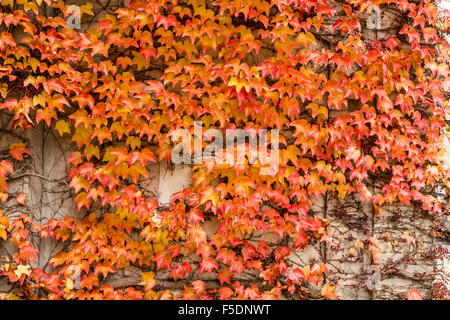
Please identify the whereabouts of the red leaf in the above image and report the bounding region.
[192,280,206,295]
[407,289,423,300]
[0,160,14,177]
[153,252,172,270]
[257,240,271,258]
[274,246,290,261]
[199,257,218,274]
[19,245,39,263]
[188,209,204,224]
[0,99,17,111]
[169,262,192,281]
[218,286,234,300]
[288,268,305,283]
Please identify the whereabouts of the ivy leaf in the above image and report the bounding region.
[16,194,27,205]
[14,265,31,279]
[321,283,338,300]
[217,267,233,285]
[55,120,71,136]
[9,143,31,161]
[407,289,423,300]
[153,252,172,270]
[288,268,305,283]
[188,209,204,224]
[0,160,14,177]
[199,257,218,274]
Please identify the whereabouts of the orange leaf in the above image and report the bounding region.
[16,194,27,205]
[321,283,338,299]
[407,289,423,300]
[9,143,31,161]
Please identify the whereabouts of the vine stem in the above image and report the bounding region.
[10,173,68,185]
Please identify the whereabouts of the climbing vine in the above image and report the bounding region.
[0,0,449,300]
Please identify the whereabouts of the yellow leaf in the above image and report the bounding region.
[0,292,21,300]
[306,103,328,119]
[139,271,156,290]
[128,163,148,183]
[23,1,39,14]
[33,94,47,107]
[84,144,100,161]
[126,136,142,150]
[321,283,337,299]
[284,145,302,166]
[228,77,244,93]
[0,83,7,99]
[373,205,383,215]
[1,0,14,7]
[355,240,364,249]
[66,278,74,290]
[153,241,165,253]
[114,162,128,177]
[111,122,127,140]
[336,183,348,199]
[0,225,7,240]
[55,120,71,136]
[133,52,149,71]
[27,57,40,72]
[202,187,220,206]
[14,265,31,278]
[7,293,22,300]
[80,3,94,16]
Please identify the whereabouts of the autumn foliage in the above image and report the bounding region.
[0,0,449,300]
